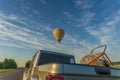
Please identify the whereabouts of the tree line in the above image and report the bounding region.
[0,58,17,69]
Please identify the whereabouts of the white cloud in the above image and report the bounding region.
[73,0,95,27]
[0,12,53,49]
[76,12,95,27]
[19,3,41,18]
[63,33,96,53]
[79,40,96,50]
[64,11,73,20]
[100,36,112,44]
[63,11,95,28]
[64,0,95,27]
[75,0,93,9]
[0,41,26,49]
[86,10,120,44]
[72,0,120,61]
[85,10,120,61]
[43,25,53,31]
[86,26,115,45]
[39,0,47,4]
[0,12,88,60]
[32,10,40,15]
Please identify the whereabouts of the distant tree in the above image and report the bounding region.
[25,60,31,68]
[0,62,3,69]
[2,58,9,69]
[9,59,17,69]
[2,58,17,69]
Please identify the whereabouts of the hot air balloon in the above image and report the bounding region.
[53,28,65,42]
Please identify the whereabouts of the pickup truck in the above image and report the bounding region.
[23,46,120,80]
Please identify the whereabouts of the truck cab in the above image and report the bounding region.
[23,50,75,80]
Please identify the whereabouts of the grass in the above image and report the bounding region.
[0,69,14,73]
[113,64,120,69]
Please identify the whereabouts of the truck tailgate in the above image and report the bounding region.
[63,64,120,80]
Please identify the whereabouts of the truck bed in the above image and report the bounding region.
[37,63,120,80]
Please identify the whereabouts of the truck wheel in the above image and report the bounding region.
[23,71,29,80]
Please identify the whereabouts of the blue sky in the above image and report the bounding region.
[0,0,120,67]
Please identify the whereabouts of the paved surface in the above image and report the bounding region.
[0,69,24,80]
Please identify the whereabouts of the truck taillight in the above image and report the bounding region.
[47,75,63,80]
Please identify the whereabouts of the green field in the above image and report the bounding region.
[0,69,14,73]
[113,64,120,69]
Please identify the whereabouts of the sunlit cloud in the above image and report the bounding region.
[0,11,88,59]
[63,12,96,53]
[85,10,120,59]
[69,0,120,61]
[0,12,51,49]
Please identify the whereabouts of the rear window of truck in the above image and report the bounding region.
[37,53,74,65]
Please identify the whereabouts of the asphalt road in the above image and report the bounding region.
[0,69,24,80]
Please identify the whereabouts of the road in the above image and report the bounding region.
[0,69,24,80]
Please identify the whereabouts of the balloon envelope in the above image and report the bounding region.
[53,28,65,42]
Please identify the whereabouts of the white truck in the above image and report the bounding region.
[23,45,120,80]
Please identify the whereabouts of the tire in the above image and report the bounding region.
[23,71,29,80]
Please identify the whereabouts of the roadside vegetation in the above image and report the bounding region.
[0,58,17,73]
[0,69,14,73]
[113,64,120,69]
[112,62,120,69]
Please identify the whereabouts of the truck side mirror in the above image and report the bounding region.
[25,62,30,68]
